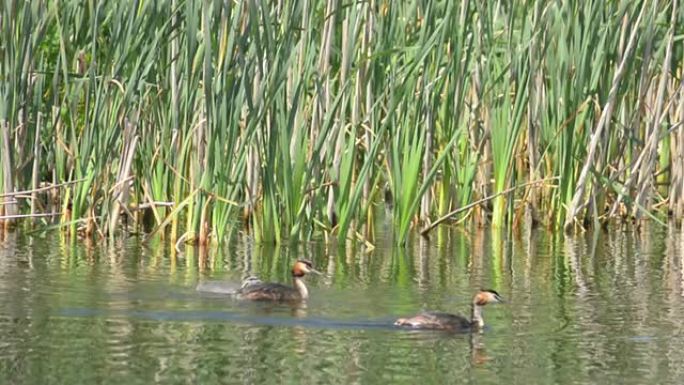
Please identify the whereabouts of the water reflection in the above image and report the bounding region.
[1,225,684,384]
[469,332,491,366]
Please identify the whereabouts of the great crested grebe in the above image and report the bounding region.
[236,259,321,301]
[394,289,503,331]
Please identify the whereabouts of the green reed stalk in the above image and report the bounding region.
[1,0,681,245]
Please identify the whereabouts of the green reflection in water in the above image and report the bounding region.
[1,224,684,385]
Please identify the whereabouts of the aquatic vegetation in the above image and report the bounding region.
[0,0,682,245]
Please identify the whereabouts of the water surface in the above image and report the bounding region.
[1,225,684,384]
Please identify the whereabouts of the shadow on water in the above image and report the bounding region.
[57,305,402,332]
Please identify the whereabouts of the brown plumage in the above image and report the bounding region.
[394,290,503,331]
[237,260,321,302]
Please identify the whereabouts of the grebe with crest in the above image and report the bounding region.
[236,259,321,302]
[394,289,503,331]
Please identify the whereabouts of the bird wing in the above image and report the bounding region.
[238,282,297,301]
[422,311,472,329]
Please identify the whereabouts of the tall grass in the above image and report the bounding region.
[0,0,682,245]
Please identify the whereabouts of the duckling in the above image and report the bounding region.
[196,275,262,294]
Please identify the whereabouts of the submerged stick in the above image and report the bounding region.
[420,177,558,236]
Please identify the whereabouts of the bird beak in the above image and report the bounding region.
[309,268,323,275]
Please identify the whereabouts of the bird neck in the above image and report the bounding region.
[292,276,309,299]
[471,304,484,328]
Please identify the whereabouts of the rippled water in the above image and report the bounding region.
[1,224,684,384]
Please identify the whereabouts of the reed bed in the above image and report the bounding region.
[0,0,683,245]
